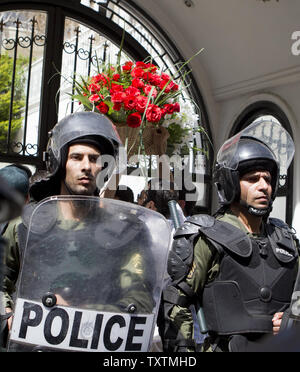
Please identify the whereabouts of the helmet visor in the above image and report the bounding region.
[216,119,295,175]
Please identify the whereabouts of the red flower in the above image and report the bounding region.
[135,61,147,69]
[161,72,171,81]
[127,112,142,128]
[122,65,131,72]
[122,61,134,72]
[131,78,144,89]
[146,104,163,123]
[124,95,136,111]
[173,102,180,112]
[163,103,180,114]
[148,73,162,86]
[159,80,172,93]
[146,63,158,73]
[92,73,110,85]
[143,71,153,81]
[135,95,148,113]
[88,83,101,94]
[113,102,122,111]
[125,86,140,97]
[172,83,179,91]
[144,85,157,98]
[125,61,134,68]
[110,84,124,94]
[163,103,176,114]
[111,91,126,103]
[131,67,145,79]
[89,94,101,103]
[112,73,120,81]
[96,102,109,114]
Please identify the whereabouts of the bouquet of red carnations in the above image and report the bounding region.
[74,60,181,129]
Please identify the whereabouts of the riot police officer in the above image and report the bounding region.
[159,119,299,352]
[3,112,171,352]
[2,111,122,332]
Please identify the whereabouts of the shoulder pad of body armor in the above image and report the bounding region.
[268,217,290,230]
[168,217,205,282]
[203,219,252,258]
[181,214,252,258]
[173,214,215,238]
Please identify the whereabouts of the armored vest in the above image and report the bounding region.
[169,214,299,335]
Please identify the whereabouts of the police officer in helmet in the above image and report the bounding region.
[159,119,299,352]
[2,111,122,334]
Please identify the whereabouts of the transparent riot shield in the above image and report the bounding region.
[7,196,172,352]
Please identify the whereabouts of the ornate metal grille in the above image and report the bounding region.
[0,11,46,159]
[0,0,212,209]
[58,17,132,119]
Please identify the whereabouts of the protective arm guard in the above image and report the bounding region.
[158,283,197,352]
[158,227,199,352]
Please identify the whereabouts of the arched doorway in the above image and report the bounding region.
[0,0,212,210]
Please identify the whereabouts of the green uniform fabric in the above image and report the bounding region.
[166,210,298,352]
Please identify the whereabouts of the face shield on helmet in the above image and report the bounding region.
[214,119,294,216]
[30,112,125,201]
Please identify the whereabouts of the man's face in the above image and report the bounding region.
[240,170,272,210]
[63,143,102,196]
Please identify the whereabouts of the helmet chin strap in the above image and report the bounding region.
[239,200,272,217]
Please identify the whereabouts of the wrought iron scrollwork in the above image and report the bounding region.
[0,15,46,158]
[10,142,38,156]
[63,41,77,55]
[2,37,16,50]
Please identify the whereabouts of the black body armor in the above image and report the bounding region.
[168,215,299,336]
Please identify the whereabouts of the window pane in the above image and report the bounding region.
[58,17,131,120]
[0,10,47,156]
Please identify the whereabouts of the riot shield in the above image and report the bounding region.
[7,196,172,352]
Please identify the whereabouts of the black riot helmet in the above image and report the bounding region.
[30,112,123,201]
[214,119,294,216]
